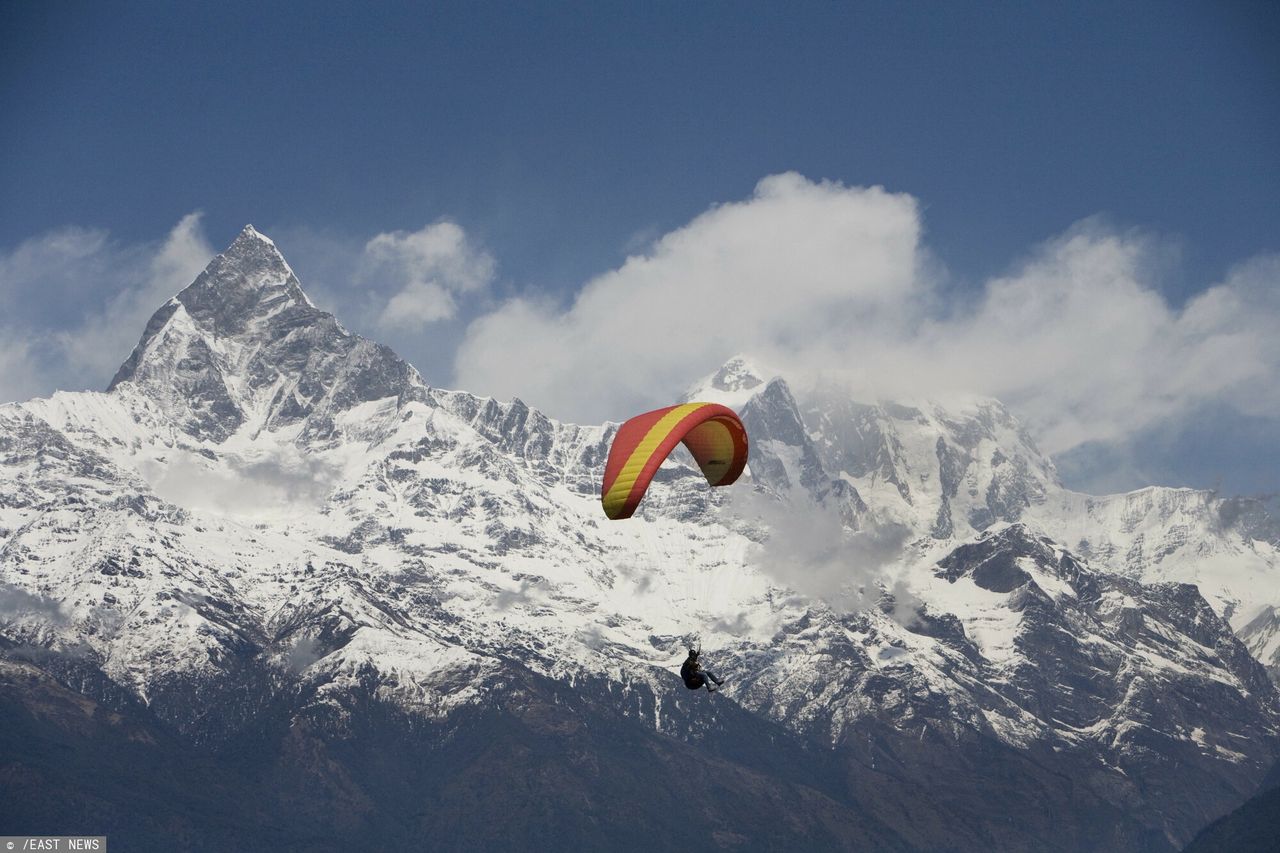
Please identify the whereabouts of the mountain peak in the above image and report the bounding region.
[236,223,275,246]
[709,354,767,392]
[110,227,320,391]
[182,225,312,330]
[107,226,420,441]
[683,355,774,408]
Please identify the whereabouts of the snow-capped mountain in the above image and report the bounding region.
[2,227,1277,851]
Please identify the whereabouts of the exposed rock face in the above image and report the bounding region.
[110,225,419,442]
[2,227,1278,851]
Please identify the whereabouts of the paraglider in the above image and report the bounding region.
[600,402,747,695]
[680,648,724,692]
[600,402,748,520]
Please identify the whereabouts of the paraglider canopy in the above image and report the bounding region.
[601,402,748,520]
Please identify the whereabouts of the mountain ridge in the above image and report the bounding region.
[2,226,1278,851]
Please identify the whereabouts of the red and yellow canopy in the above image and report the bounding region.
[601,402,749,520]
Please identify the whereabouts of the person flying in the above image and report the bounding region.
[680,648,725,693]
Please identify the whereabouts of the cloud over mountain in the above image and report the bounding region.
[453,174,1280,462]
[0,213,212,402]
[2,178,1276,493]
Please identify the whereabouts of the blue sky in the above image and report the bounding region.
[2,1,1278,498]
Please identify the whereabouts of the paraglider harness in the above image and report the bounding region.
[680,645,710,690]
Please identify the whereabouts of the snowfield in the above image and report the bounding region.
[2,226,1277,849]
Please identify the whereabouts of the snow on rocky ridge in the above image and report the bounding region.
[2,226,1278,847]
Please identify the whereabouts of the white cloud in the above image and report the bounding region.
[0,581,68,624]
[57,213,212,384]
[361,221,496,331]
[729,489,913,616]
[453,174,1280,464]
[379,280,457,327]
[903,229,1280,453]
[455,173,923,421]
[138,448,343,521]
[0,213,213,402]
[0,336,42,405]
